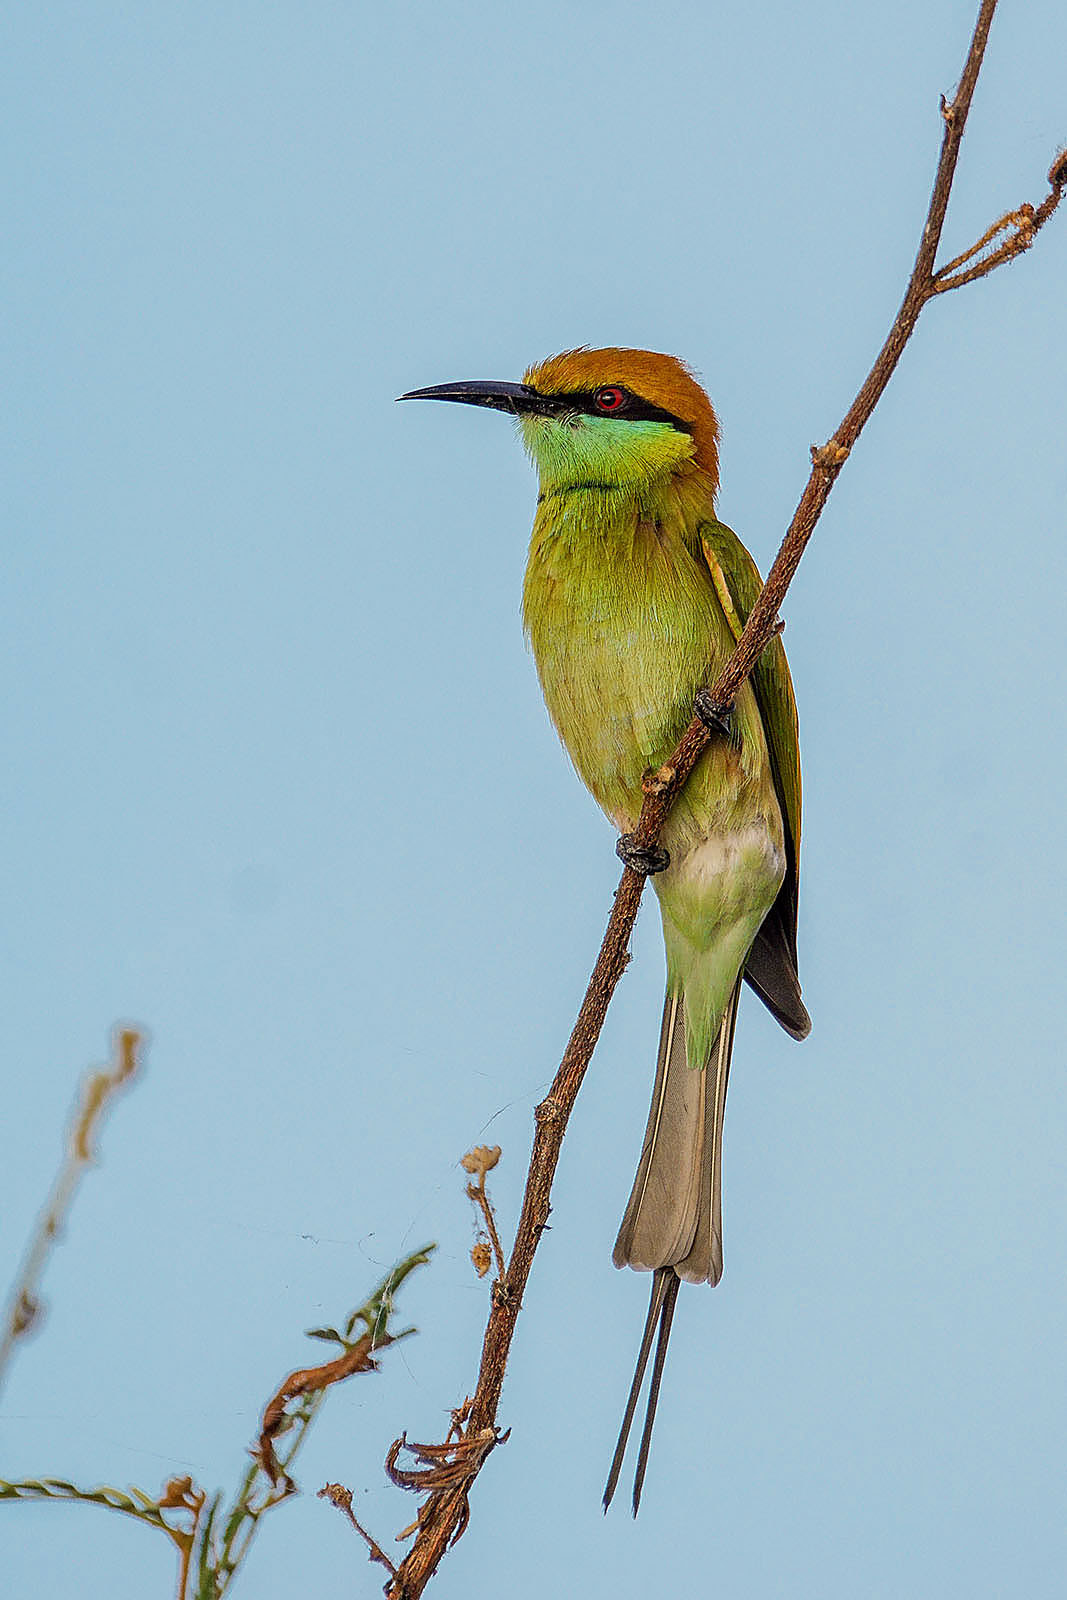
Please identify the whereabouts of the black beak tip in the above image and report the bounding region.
[395,379,539,414]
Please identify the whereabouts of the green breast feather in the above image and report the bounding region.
[522,482,793,837]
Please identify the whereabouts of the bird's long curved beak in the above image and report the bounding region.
[397,380,558,416]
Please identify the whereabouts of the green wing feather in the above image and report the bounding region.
[699,520,809,1038]
[699,521,801,861]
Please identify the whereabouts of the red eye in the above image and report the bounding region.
[594,386,626,413]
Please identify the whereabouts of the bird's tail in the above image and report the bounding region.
[604,978,740,1513]
[614,977,740,1285]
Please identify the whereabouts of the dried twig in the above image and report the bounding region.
[203,1246,434,1596]
[319,1482,398,1580]
[2,1236,433,1599]
[0,1027,142,1392]
[383,5,1064,1595]
[461,1146,506,1281]
[385,1404,508,1557]
[258,1331,402,1490]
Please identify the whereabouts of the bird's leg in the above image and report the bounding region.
[616,835,670,875]
[693,687,733,739]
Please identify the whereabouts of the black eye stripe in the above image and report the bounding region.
[528,386,690,432]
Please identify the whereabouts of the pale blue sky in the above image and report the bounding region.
[3,3,1066,1596]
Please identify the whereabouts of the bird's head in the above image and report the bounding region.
[400,347,720,495]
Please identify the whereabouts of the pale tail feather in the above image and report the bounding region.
[605,980,741,1513]
[613,979,741,1284]
[676,980,740,1284]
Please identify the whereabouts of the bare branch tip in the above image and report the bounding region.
[318,1481,353,1512]
[319,1483,399,1579]
[1050,150,1067,193]
[116,1026,142,1076]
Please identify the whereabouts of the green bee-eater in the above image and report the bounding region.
[401,348,810,1512]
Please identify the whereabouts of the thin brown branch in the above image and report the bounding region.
[319,1482,398,1580]
[385,5,1062,1592]
[0,1027,142,1392]
[934,205,1034,282]
[931,148,1066,293]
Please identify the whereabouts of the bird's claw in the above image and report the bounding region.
[616,834,671,876]
[694,689,733,738]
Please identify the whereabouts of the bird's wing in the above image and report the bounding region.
[699,521,810,1039]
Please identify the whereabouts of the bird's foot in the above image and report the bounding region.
[616,834,670,875]
[693,689,733,738]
